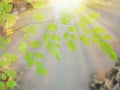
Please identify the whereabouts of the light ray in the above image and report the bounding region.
[49,0,86,11]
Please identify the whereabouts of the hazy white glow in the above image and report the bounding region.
[50,0,85,11]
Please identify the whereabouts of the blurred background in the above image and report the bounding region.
[6,0,120,90]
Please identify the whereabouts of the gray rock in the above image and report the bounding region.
[115,57,120,67]
[105,67,119,80]
[89,56,120,90]
[89,75,104,90]
[116,72,120,83]
[113,83,120,90]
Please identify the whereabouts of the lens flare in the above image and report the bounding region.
[49,0,85,11]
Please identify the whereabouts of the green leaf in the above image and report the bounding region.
[46,41,53,50]
[5,37,11,45]
[78,21,86,29]
[6,69,16,78]
[26,58,35,67]
[100,42,108,54]
[19,42,27,53]
[93,35,99,44]
[80,35,91,46]
[56,51,62,61]
[6,59,11,65]
[10,54,18,61]
[34,52,44,59]
[52,34,61,41]
[36,61,47,75]
[100,42,117,61]
[23,33,29,40]
[24,51,33,60]
[5,58,12,64]
[0,60,6,67]
[54,43,61,48]
[3,0,13,3]
[24,52,34,67]
[0,44,7,50]
[2,52,9,58]
[0,81,5,90]
[64,32,69,40]
[101,34,112,40]
[70,34,78,40]
[34,12,45,22]
[6,80,17,88]
[29,25,37,34]
[99,42,115,60]
[60,17,70,24]
[84,29,90,34]
[50,48,56,55]
[81,16,92,24]
[33,1,45,8]
[43,33,50,42]
[89,11,100,20]
[30,40,41,48]
[105,43,113,50]
[67,40,76,51]
[68,26,77,32]
[0,2,12,12]
[0,36,4,42]
[5,3,12,12]
[1,73,7,80]
[5,14,16,28]
[47,23,58,31]
[91,26,106,34]
[109,50,117,61]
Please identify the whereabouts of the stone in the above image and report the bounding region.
[105,67,119,80]
[116,72,120,83]
[89,57,120,90]
[89,75,104,90]
[113,83,120,90]
[115,57,120,67]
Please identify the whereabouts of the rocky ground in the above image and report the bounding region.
[89,57,120,90]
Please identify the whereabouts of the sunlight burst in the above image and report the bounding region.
[50,0,85,11]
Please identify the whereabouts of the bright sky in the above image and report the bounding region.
[49,0,85,11]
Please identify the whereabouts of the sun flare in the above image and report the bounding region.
[49,0,86,11]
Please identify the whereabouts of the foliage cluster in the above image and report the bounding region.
[0,0,117,89]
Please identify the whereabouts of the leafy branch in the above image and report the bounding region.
[0,1,118,90]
